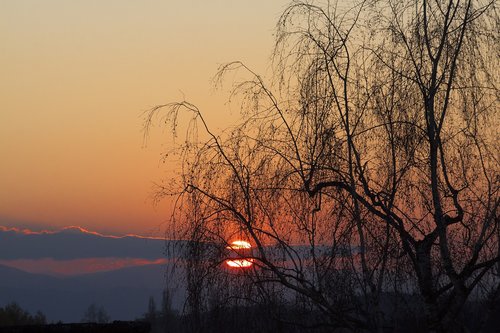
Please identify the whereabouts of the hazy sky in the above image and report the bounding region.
[1,0,290,236]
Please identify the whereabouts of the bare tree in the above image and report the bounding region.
[81,303,110,324]
[146,1,499,332]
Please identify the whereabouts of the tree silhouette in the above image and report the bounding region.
[145,296,157,323]
[0,302,46,327]
[146,1,499,332]
[81,303,110,324]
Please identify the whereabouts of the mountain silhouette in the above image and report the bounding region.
[0,263,184,323]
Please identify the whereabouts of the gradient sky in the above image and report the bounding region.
[1,0,290,236]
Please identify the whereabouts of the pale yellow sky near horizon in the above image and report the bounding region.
[0,0,290,236]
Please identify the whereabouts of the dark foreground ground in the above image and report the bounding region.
[1,301,500,333]
[0,321,150,333]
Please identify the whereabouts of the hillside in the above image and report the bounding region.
[0,263,184,323]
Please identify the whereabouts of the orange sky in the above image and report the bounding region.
[0,0,290,236]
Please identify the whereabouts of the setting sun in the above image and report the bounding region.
[225,240,254,268]
[227,240,251,249]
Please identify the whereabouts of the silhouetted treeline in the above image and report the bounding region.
[81,303,110,324]
[0,302,46,327]
[144,295,500,333]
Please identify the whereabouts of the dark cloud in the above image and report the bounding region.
[0,226,172,260]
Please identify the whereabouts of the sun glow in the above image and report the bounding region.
[225,240,254,268]
[225,258,254,268]
[227,240,251,249]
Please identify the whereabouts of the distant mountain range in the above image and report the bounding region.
[0,263,185,323]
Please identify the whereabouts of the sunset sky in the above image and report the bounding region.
[0,0,289,236]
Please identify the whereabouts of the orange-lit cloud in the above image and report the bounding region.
[0,225,165,240]
[0,225,170,275]
[0,257,169,276]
